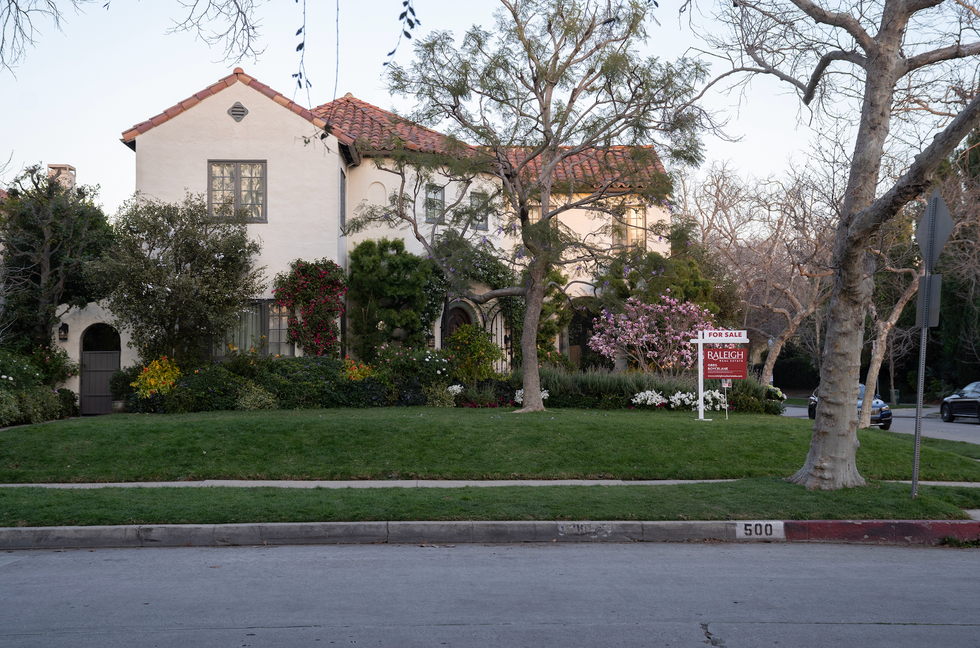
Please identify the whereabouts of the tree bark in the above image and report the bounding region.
[514,258,549,413]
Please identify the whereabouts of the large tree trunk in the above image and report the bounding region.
[789,12,904,489]
[789,251,871,489]
[514,258,549,413]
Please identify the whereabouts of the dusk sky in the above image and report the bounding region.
[1,0,815,214]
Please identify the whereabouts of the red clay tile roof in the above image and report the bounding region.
[0,188,7,201]
[119,70,665,188]
[504,146,666,190]
[313,94,463,155]
[120,68,351,150]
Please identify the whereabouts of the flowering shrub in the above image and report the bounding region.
[447,384,465,396]
[344,357,373,381]
[766,386,785,401]
[630,389,727,411]
[272,258,347,356]
[668,390,697,409]
[514,389,549,404]
[631,390,667,407]
[28,345,79,386]
[372,345,450,387]
[0,349,42,391]
[131,357,181,398]
[589,292,715,376]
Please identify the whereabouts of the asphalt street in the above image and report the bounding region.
[783,404,980,445]
[2,542,978,648]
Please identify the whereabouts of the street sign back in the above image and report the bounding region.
[916,188,954,273]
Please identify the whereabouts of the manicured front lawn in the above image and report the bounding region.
[1,479,977,527]
[2,408,979,483]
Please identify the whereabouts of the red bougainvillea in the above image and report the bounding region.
[272,258,347,356]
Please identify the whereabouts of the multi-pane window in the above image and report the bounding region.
[470,192,489,230]
[625,207,646,251]
[425,185,444,223]
[209,161,267,222]
[216,300,294,358]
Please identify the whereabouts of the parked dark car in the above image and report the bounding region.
[940,382,980,423]
[808,384,892,430]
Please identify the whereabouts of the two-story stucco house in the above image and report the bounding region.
[55,68,670,414]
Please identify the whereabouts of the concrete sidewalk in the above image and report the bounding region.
[2,478,979,550]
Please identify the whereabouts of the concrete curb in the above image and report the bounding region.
[2,519,977,550]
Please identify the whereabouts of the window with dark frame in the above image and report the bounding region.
[471,192,489,231]
[425,185,444,223]
[340,168,347,229]
[209,160,267,222]
[214,300,294,358]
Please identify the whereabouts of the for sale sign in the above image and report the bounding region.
[704,348,747,379]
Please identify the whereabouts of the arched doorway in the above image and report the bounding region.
[444,305,472,339]
[80,323,121,415]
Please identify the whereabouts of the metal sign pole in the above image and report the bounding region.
[912,190,949,499]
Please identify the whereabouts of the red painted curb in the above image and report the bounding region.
[785,520,980,545]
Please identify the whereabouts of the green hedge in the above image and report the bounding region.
[108,351,784,416]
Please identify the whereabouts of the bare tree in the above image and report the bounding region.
[699,0,980,489]
[682,163,834,385]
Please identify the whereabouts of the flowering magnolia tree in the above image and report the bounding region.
[272,258,347,356]
[589,293,715,376]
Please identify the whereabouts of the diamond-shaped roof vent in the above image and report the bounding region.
[228,102,249,122]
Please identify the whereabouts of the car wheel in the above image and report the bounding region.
[879,421,891,431]
[941,403,954,422]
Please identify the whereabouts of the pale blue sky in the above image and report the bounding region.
[0,0,814,214]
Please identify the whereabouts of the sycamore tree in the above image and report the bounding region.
[99,194,264,367]
[700,0,980,489]
[352,0,709,412]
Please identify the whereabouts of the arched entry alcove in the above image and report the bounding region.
[443,304,473,340]
[79,323,121,415]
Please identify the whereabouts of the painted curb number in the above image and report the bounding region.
[735,521,786,541]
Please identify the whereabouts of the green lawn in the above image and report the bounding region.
[2,480,978,527]
[2,408,979,483]
[2,408,978,527]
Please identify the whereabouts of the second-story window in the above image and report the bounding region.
[626,207,646,251]
[470,192,489,230]
[425,185,444,223]
[209,160,267,222]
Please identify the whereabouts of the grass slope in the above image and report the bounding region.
[2,408,979,483]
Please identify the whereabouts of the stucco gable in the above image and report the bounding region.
[120,68,352,151]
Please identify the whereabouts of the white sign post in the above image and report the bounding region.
[690,330,749,421]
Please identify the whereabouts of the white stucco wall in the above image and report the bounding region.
[54,302,138,393]
[132,82,344,297]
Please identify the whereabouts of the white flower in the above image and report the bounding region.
[631,390,666,407]
[447,384,464,396]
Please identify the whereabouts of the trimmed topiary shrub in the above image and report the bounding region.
[0,390,22,427]
[56,388,78,418]
[165,364,247,414]
[236,381,279,411]
[15,386,63,424]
